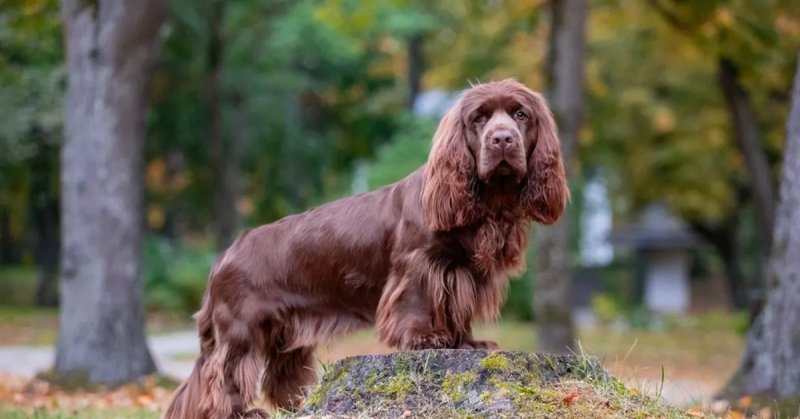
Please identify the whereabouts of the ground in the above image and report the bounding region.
[0,307,759,418]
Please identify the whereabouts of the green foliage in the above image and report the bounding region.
[585,0,798,225]
[0,0,62,262]
[365,113,436,189]
[502,271,533,321]
[142,236,216,314]
[148,0,409,228]
[590,293,624,327]
[586,2,736,222]
[662,310,750,336]
[0,0,63,156]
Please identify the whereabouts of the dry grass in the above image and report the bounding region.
[0,306,59,346]
[0,407,158,419]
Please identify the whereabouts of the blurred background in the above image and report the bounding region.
[1,0,799,416]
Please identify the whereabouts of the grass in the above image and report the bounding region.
[0,305,59,346]
[0,305,194,346]
[474,320,744,380]
[0,266,38,306]
[0,407,158,419]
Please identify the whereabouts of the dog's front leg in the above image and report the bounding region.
[376,273,455,350]
[457,322,499,350]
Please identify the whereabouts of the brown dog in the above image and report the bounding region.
[163,79,568,419]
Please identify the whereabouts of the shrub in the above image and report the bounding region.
[143,235,216,314]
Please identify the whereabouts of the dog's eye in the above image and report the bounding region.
[473,114,487,125]
[514,110,528,121]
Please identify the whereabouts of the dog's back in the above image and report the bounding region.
[163,169,426,419]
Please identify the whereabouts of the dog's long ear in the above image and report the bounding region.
[520,92,569,225]
[422,102,480,231]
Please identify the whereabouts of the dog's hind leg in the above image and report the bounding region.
[262,345,316,412]
[196,321,268,419]
[164,295,217,419]
[191,263,269,419]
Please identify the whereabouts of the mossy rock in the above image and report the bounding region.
[302,350,687,418]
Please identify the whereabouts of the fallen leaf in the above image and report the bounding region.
[725,411,744,419]
[562,389,579,405]
[399,411,412,418]
[736,395,753,409]
[136,394,154,406]
[686,406,705,417]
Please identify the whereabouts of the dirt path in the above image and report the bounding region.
[0,331,199,380]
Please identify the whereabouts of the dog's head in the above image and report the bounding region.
[422,79,569,231]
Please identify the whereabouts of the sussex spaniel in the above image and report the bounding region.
[164,79,568,419]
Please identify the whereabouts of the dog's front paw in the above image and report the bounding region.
[234,408,269,419]
[460,339,499,350]
[406,332,452,350]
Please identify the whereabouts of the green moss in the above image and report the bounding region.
[364,370,380,389]
[441,371,477,402]
[607,376,632,397]
[516,398,559,415]
[479,390,493,404]
[306,362,349,408]
[371,372,414,398]
[480,352,542,391]
[494,380,573,417]
[393,352,412,372]
[480,352,510,372]
[306,380,330,407]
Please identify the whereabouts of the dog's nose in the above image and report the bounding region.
[490,129,515,149]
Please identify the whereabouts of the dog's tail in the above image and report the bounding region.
[163,299,216,419]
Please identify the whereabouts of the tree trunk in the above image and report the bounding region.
[56,0,165,384]
[725,52,800,400]
[533,0,586,354]
[690,216,748,311]
[161,149,185,243]
[406,34,424,110]
[207,0,238,250]
[718,57,775,250]
[218,93,247,238]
